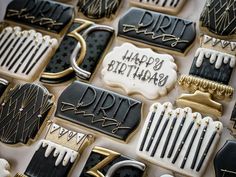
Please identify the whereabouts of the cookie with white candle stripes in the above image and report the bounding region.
[77,0,122,20]
[40,18,114,84]
[200,0,236,39]
[214,140,236,177]
[101,43,177,99]
[0,83,54,145]
[55,81,142,142]
[15,122,94,177]
[137,102,223,177]
[130,0,187,15]
[79,146,146,177]
[178,35,236,118]
[118,8,196,56]
[0,159,11,177]
[5,0,74,36]
[0,26,58,82]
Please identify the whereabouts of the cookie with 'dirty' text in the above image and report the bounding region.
[5,0,74,35]
[0,159,10,177]
[118,8,196,55]
[0,26,58,82]
[130,0,186,15]
[0,83,54,145]
[15,123,94,177]
[200,0,236,38]
[40,19,114,84]
[77,0,122,20]
[102,43,177,99]
[80,146,146,177]
[55,81,142,142]
[137,102,223,177]
[214,141,236,177]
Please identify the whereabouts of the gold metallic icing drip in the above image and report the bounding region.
[178,75,234,100]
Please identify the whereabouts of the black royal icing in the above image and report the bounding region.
[118,8,196,54]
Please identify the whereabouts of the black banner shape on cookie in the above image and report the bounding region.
[214,141,236,177]
[5,0,74,34]
[0,78,9,98]
[0,83,53,145]
[55,81,142,142]
[40,19,114,84]
[200,0,236,37]
[77,0,121,20]
[118,8,196,55]
[79,146,146,177]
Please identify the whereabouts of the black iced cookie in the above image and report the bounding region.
[5,0,74,34]
[80,146,146,177]
[77,0,121,20]
[118,8,196,55]
[200,0,236,37]
[189,35,236,85]
[231,103,236,129]
[40,19,114,84]
[0,78,9,98]
[55,81,142,142]
[0,83,53,145]
[214,141,236,177]
[15,123,94,177]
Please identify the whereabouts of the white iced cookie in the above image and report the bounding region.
[101,43,177,99]
[0,159,10,177]
[137,102,223,177]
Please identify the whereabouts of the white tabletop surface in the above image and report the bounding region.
[0,0,236,177]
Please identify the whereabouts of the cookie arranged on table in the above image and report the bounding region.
[130,0,186,15]
[178,35,236,117]
[200,0,236,38]
[15,123,94,177]
[0,159,10,177]
[0,78,9,98]
[214,140,236,177]
[0,83,54,145]
[80,146,146,177]
[137,102,223,177]
[189,35,236,85]
[0,26,58,82]
[40,19,114,84]
[77,0,122,20]
[55,81,142,142]
[5,0,74,35]
[118,8,196,55]
[101,43,177,99]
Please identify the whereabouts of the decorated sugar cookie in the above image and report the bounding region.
[214,141,236,177]
[130,0,186,15]
[77,0,122,20]
[137,102,223,177]
[102,43,177,99]
[55,81,142,142]
[0,159,10,177]
[200,0,236,38]
[15,123,94,177]
[79,146,146,177]
[5,0,74,35]
[118,8,196,55]
[0,83,54,145]
[0,26,58,82]
[40,19,114,84]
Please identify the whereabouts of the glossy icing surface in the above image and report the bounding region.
[102,43,177,99]
[5,0,74,34]
[118,8,196,55]
[55,81,142,142]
